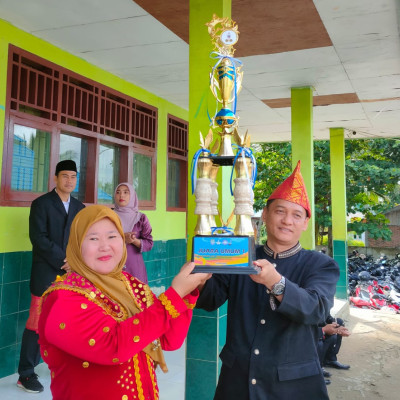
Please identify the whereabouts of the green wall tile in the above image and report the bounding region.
[0,313,18,348]
[151,260,161,279]
[187,315,218,361]
[19,280,31,311]
[1,283,20,315]
[193,306,218,317]
[218,301,227,316]
[186,358,217,400]
[166,239,176,255]
[142,251,151,262]
[0,345,17,377]
[152,259,167,279]
[337,272,348,288]
[167,239,187,258]
[333,240,347,256]
[218,314,227,353]
[3,252,21,283]
[0,253,4,285]
[167,258,175,277]
[146,261,156,281]
[335,285,347,299]
[20,252,32,280]
[333,255,346,270]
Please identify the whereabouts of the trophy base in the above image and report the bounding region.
[192,235,259,274]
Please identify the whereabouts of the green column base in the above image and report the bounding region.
[333,240,348,299]
[186,305,227,400]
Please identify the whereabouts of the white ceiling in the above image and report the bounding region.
[0,0,399,143]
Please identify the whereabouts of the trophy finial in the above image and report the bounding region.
[206,15,240,56]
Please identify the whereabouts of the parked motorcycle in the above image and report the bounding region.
[348,253,400,314]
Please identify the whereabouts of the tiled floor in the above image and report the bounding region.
[0,344,186,400]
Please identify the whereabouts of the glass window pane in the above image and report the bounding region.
[11,124,50,192]
[133,153,152,201]
[98,143,120,204]
[59,133,88,202]
[168,158,181,208]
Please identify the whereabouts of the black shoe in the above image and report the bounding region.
[325,360,350,370]
[17,373,44,393]
[322,367,332,377]
[325,379,331,385]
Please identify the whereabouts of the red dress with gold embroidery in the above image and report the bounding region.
[38,272,198,400]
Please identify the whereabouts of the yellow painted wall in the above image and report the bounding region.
[0,19,188,252]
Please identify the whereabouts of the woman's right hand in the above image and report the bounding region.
[171,262,212,298]
[124,232,135,244]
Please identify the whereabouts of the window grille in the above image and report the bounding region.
[9,45,157,145]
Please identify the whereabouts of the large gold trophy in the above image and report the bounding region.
[192,15,258,274]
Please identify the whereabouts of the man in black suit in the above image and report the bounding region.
[196,161,340,400]
[17,160,85,393]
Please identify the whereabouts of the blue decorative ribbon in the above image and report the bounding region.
[211,226,234,235]
[190,148,211,194]
[230,145,257,196]
[210,52,243,121]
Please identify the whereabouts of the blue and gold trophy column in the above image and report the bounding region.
[186,12,257,400]
[190,15,257,274]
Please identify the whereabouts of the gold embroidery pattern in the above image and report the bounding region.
[122,274,144,311]
[158,293,180,318]
[42,274,128,321]
[146,354,159,400]
[133,355,145,400]
[183,299,196,309]
[143,284,154,307]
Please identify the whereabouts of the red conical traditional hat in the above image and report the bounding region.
[268,160,311,218]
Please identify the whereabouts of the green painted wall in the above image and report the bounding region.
[0,19,188,252]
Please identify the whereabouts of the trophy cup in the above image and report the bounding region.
[208,15,243,157]
[191,15,258,274]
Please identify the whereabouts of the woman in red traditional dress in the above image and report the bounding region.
[38,205,210,400]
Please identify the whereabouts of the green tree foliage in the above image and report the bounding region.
[252,138,400,245]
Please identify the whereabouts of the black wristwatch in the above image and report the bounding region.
[267,276,286,296]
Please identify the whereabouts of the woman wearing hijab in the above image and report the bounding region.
[114,182,152,283]
[38,205,210,400]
